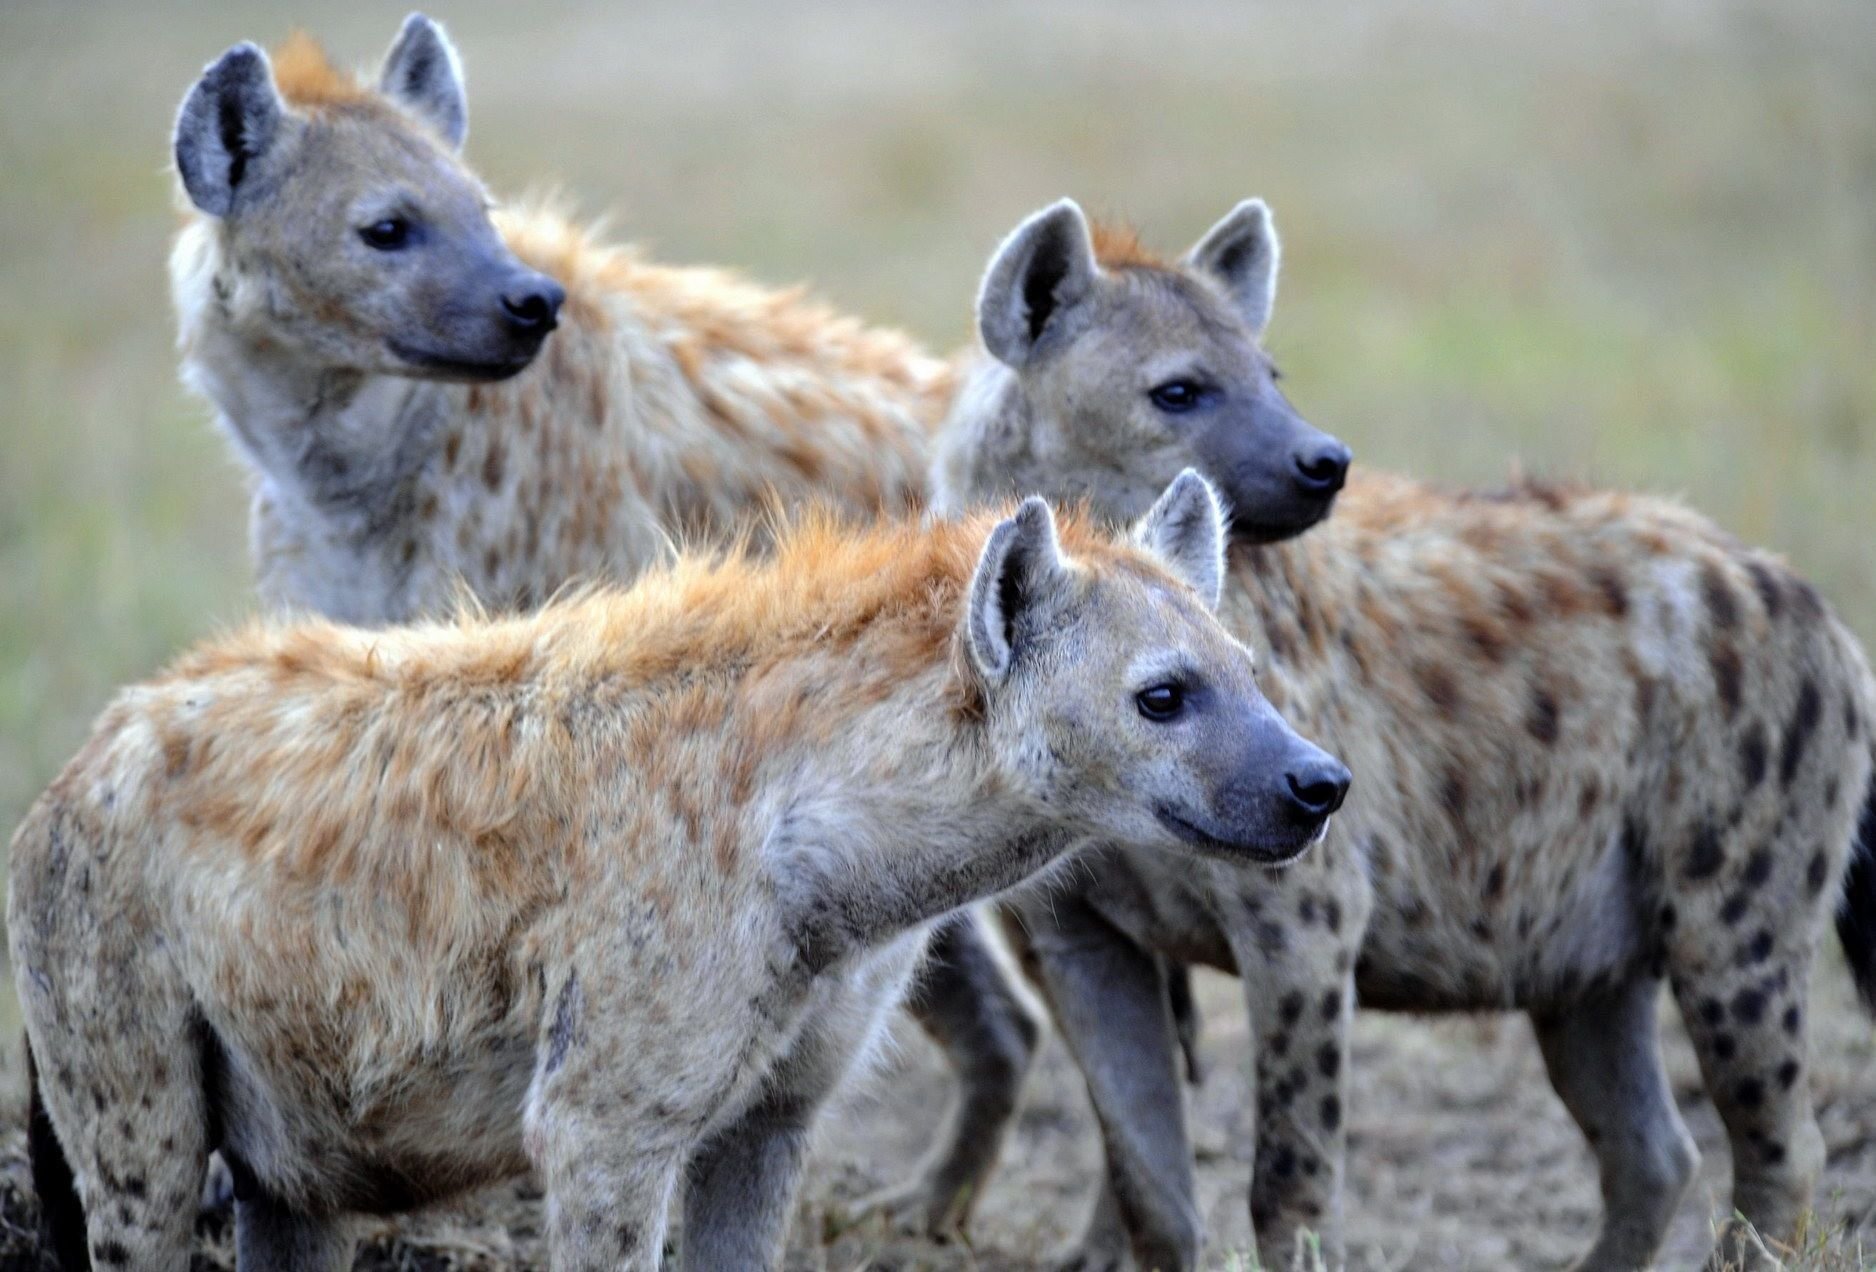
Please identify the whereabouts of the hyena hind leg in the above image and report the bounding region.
[1532,976,1698,1272]
[233,1184,352,1272]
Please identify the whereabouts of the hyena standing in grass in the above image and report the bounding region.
[170,17,1347,631]
[887,199,1876,1271]
[10,480,1352,1272]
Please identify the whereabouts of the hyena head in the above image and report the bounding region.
[172,15,564,381]
[973,197,1349,541]
[966,470,1348,862]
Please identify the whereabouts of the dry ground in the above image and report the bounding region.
[1,1,1873,1268]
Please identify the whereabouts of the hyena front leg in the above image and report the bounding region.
[1531,976,1698,1272]
[1007,885,1202,1272]
[853,912,1040,1235]
[1218,862,1369,1272]
[527,971,697,1272]
[232,1178,353,1272]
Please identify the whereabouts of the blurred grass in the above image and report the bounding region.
[0,0,1872,904]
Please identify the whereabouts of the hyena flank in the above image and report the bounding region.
[10,477,1352,1272]
[171,18,1348,629]
[890,199,1876,1271]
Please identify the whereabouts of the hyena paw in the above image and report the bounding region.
[833,1173,970,1241]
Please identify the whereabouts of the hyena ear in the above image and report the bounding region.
[977,199,1099,369]
[174,43,285,217]
[380,13,468,150]
[1133,469,1227,611]
[966,497,1068,683]
[1184,198,1280,337]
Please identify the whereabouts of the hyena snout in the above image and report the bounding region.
[1291,432,1352,498]
[1164,709,1349,864]
[499,270,565,338]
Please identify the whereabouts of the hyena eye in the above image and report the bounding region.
[1148,381,1206,413]
[359,217,413,251]
[1136,682,1186,722]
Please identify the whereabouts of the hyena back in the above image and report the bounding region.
[11,478,1349,1272]
[901,200,1876,1271]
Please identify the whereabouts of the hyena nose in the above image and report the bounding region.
[502,278,566,336]
[1293,438,1351,496]
[1284,755,1351,821]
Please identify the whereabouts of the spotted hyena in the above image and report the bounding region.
[171,15,948,625]
[11,476,1351,1272]
[881,199,1876,1272]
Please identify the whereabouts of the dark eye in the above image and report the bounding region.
[359,217,412,251]
[1148,381,1205,413]
[1136,683,1186,722]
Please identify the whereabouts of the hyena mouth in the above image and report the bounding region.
[1153,804,1318,865]
[387,339,541,382]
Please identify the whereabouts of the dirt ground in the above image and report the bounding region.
[0,956,1869,1271]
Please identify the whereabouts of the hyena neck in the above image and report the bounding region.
[763,691,1082,972]
[927,356,1031,516]
[1224,532,1358,717]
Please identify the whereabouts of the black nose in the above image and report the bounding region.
[501,278,565,336]
[1285,758,1351,819]
[1292,439,1351,496]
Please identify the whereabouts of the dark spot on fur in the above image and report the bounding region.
[1777,1058,1800,1089]
[1484,863,1506,900]
[1658,903,1677,931]
[1742,847,1774,889]
[1783,1004,1802,1036]
[1740,723,1768,790]
[1320,988,1341,1023]
[1735,1077,1765,1109]
[1279,991,1304,1027]
[1710,643,1742,719]
[1720,892,1750,925]
[1298,895,1317,925]
[1747,560,1783,618]
[1700,998,1726,1027]
[1741,930,1775,964]
[1807,851,1829,895]
[1590,566,1629,617]
[1761,1140,1787,1164]
[1269,1031,1290,1058]
[617,1221,642,1254]
[1470,916,1492,941]
[1848,694,1861,740]
[93,1241,131,1266]
[1317,1041,1340,1079]
[1526,685,1561,745]
[1780,678,1822,788]
[482,439,506,490]
[544,971,584,1076]
[1416,662,1462,717]
[1826,777,1841,810]
[1732,988,1767,1025]
[1442,767,1469,819]
[1684,824,1725,881]
[1323,899,1342,933]
[1713,1033,1737,1060]
[1702,562,1741,630]
[1270,1144,1297,1178]
[1320,1094,1342,1131]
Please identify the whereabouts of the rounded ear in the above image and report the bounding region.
[977,199,1098,369]
[966,497,1067,683]
[175,43,284,217]
[380,13,468,149]
[1184,198,1280,337]
[1132,469,1227,611]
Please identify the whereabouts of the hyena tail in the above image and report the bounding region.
[26,1038,91,1271]
[1837,761,1876,1014]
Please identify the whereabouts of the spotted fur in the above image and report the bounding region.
[12,489,1339,1271]
[902,211,1876,1272]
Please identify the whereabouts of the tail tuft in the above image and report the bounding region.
[1837,769,1876,1014]
[26,1039,90,1271]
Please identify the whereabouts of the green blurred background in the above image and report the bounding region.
[2,0,1872,868]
